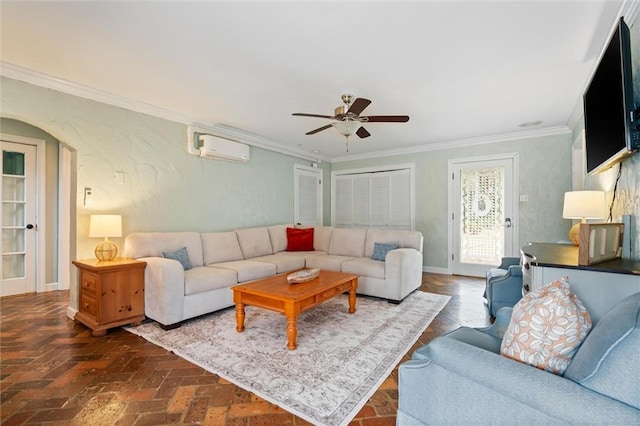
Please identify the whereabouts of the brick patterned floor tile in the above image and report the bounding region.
[154,376,184,399]
[0,274,488,425]
[228,401,272,417]
[354,404,377,418]
[167,385,196,412]
[204,406,229,426]
[133,412,183,425]
[183,395,211,423]
[123,399,168,414]
[28,406,83,422]
[1,410,37,426]
[19,397,69,411]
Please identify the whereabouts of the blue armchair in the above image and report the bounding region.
[397,293,640,425]
[484,256,523,316]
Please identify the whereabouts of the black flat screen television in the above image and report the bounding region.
[583,17,639,175]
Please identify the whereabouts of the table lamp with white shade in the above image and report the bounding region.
[562,191,607,245]
[89,214,122,261]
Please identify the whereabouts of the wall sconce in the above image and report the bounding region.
[562,191,607,245]
[89,214,122,261]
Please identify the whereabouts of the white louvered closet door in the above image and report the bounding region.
[333,168,413,230]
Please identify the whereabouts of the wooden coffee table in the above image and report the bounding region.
[232,270,358,350]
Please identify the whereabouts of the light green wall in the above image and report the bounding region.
[332,132,573,269]
[1,118,59,284]
[1,75,573,278]
[1,76,330,309]
[575,13,640,260]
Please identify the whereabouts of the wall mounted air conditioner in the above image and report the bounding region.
[198,135,250,163]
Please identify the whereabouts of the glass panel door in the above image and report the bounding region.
[459,166,504,265]
[1,141,37,296]
[452,156,516,277]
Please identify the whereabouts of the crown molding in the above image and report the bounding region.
[330,126,571,163]
[0,61,581,165]
[0,61,327,163]
[1,61,195,125]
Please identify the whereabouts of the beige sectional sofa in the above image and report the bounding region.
[124,225,423,328]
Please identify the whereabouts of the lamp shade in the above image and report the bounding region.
[562,191,607,220]
[89,215,122,238]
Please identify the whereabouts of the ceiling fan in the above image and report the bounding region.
[292,94,409,150]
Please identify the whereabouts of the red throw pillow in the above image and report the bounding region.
[286,227,314,251]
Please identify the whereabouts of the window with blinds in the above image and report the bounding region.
[332,166,413,230]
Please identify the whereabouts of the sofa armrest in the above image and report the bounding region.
[506,264,523,276]
[384,248,423,300]
[478,307,513,339]
[399,337,640,425]
[497,256,520,269]
[140,257,185,327]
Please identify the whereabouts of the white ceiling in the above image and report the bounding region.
[0,1,632,161]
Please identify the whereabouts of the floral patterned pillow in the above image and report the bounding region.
[500,276,591,375]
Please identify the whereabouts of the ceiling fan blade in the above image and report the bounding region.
[305,124,334,135]
[356,127,371,138]
[292,113,335,119]
[347,98,371,116]
[363,115,410,123]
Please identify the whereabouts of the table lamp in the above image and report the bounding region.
[89,214,122,261]
[562,191,606,245]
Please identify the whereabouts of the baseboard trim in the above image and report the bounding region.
[423,266,450,275]
[67,306,78,320]
[43,281,59,292]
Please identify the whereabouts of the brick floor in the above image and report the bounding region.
[0,273,488,425]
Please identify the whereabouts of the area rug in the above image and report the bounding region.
[126,291,450,426]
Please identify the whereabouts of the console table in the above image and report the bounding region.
[521,243,640,324]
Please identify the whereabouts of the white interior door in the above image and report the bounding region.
[294,165,322,226]
[2,141,37,296]
[451,156,517,277]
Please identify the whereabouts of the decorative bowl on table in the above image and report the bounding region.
[287,268,320,284]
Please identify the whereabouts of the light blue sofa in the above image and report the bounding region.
[397,292,640,425]
[484,256,523,316]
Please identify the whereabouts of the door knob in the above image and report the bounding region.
[504,218,512,228]
[26,224,35,229]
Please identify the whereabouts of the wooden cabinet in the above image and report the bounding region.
[72,258,146,336]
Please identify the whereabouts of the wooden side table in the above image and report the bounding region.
[72,258,146,336]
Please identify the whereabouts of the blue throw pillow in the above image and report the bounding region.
[372,242,398,261]
[162,246,192,270]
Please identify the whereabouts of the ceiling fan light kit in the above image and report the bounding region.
[333,120,361,137]
[292,94,410,151]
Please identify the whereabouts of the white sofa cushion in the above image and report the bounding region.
[314,226,333,251]
[364,229,423,258]
[306,254,356,271]
[124,232,204,267]
[202,232,243,264]
[236,227,273,259]
[210,260,276,282]
[328,228,367,257]
[268,224,290,253]
[184,267,238,296]
[279,250,326,256]
[251,254,305,273]
[342,258,385,279]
